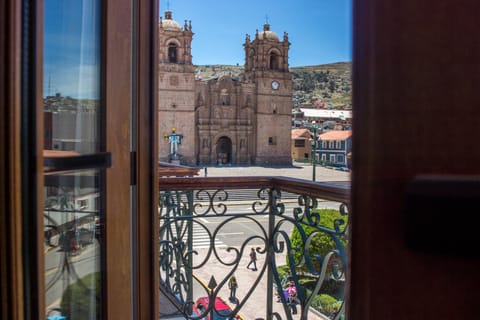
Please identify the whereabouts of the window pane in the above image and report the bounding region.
[44,171,103,319]
[43,0,103,318]
[44,0,101,154]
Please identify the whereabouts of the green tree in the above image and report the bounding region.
[288,209,348,272]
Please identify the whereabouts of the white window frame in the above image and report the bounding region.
[77,199,88,211]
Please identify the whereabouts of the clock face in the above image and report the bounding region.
[271,80,280,90]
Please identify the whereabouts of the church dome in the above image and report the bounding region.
[160,11,182,31]
[257,23,279,41]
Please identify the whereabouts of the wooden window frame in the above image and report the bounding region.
[0,0,158,319]
[1,1,24,319]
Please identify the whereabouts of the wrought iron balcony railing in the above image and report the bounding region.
[159,176,350,320]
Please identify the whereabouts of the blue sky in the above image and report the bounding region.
[161,0,352,67]
[43,0,351,98]
[44,0,100,98]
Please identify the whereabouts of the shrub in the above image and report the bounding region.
[300,277,339,297]
[276,265,291,280]
[288,209,348,273]
[310,294,341,317]
[60,272,101,320]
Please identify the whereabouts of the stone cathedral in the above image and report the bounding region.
[158,11,292,166]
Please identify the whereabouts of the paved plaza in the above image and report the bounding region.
[203,161,351,183]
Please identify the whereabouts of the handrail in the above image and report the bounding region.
[158,176,350,203]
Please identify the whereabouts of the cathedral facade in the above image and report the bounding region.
[158,11,292,166]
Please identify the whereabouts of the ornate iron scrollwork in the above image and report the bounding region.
[159,187,349,320]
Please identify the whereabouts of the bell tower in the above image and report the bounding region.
[244,22,293,165]
[158,11,193,65]
[244,23,290,73]
[158,11,196,164]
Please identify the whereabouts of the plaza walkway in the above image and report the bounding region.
[202,161,350,183]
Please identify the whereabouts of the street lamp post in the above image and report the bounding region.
[310,122,320,182]
[163,127,183,162]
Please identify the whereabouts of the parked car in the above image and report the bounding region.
[192,297,243,320]
[59,227,94,252]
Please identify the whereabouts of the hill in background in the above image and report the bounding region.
[195,62,352,109]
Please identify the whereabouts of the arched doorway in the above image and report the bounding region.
[216,136,232,164]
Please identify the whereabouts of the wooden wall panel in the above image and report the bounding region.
[351,0,480,319]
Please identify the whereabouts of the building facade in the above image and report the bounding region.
[291,128,312,161]
[317,130,352,169]
[44,94,100,154]
[158,11,292,165]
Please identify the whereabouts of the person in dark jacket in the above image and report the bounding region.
[228,275,238,303]
[246,248,257,271]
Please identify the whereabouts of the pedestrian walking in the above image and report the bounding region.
[246,248,257,271]
[286,281,299,315]
[228,275,238,303]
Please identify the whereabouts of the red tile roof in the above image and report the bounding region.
[291,128,311,139]
[319,130,352,140]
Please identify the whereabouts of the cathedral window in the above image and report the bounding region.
[168,43,178,63]
[269,52,279,70]
[220,88,230,105]
[248,48,256,70]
